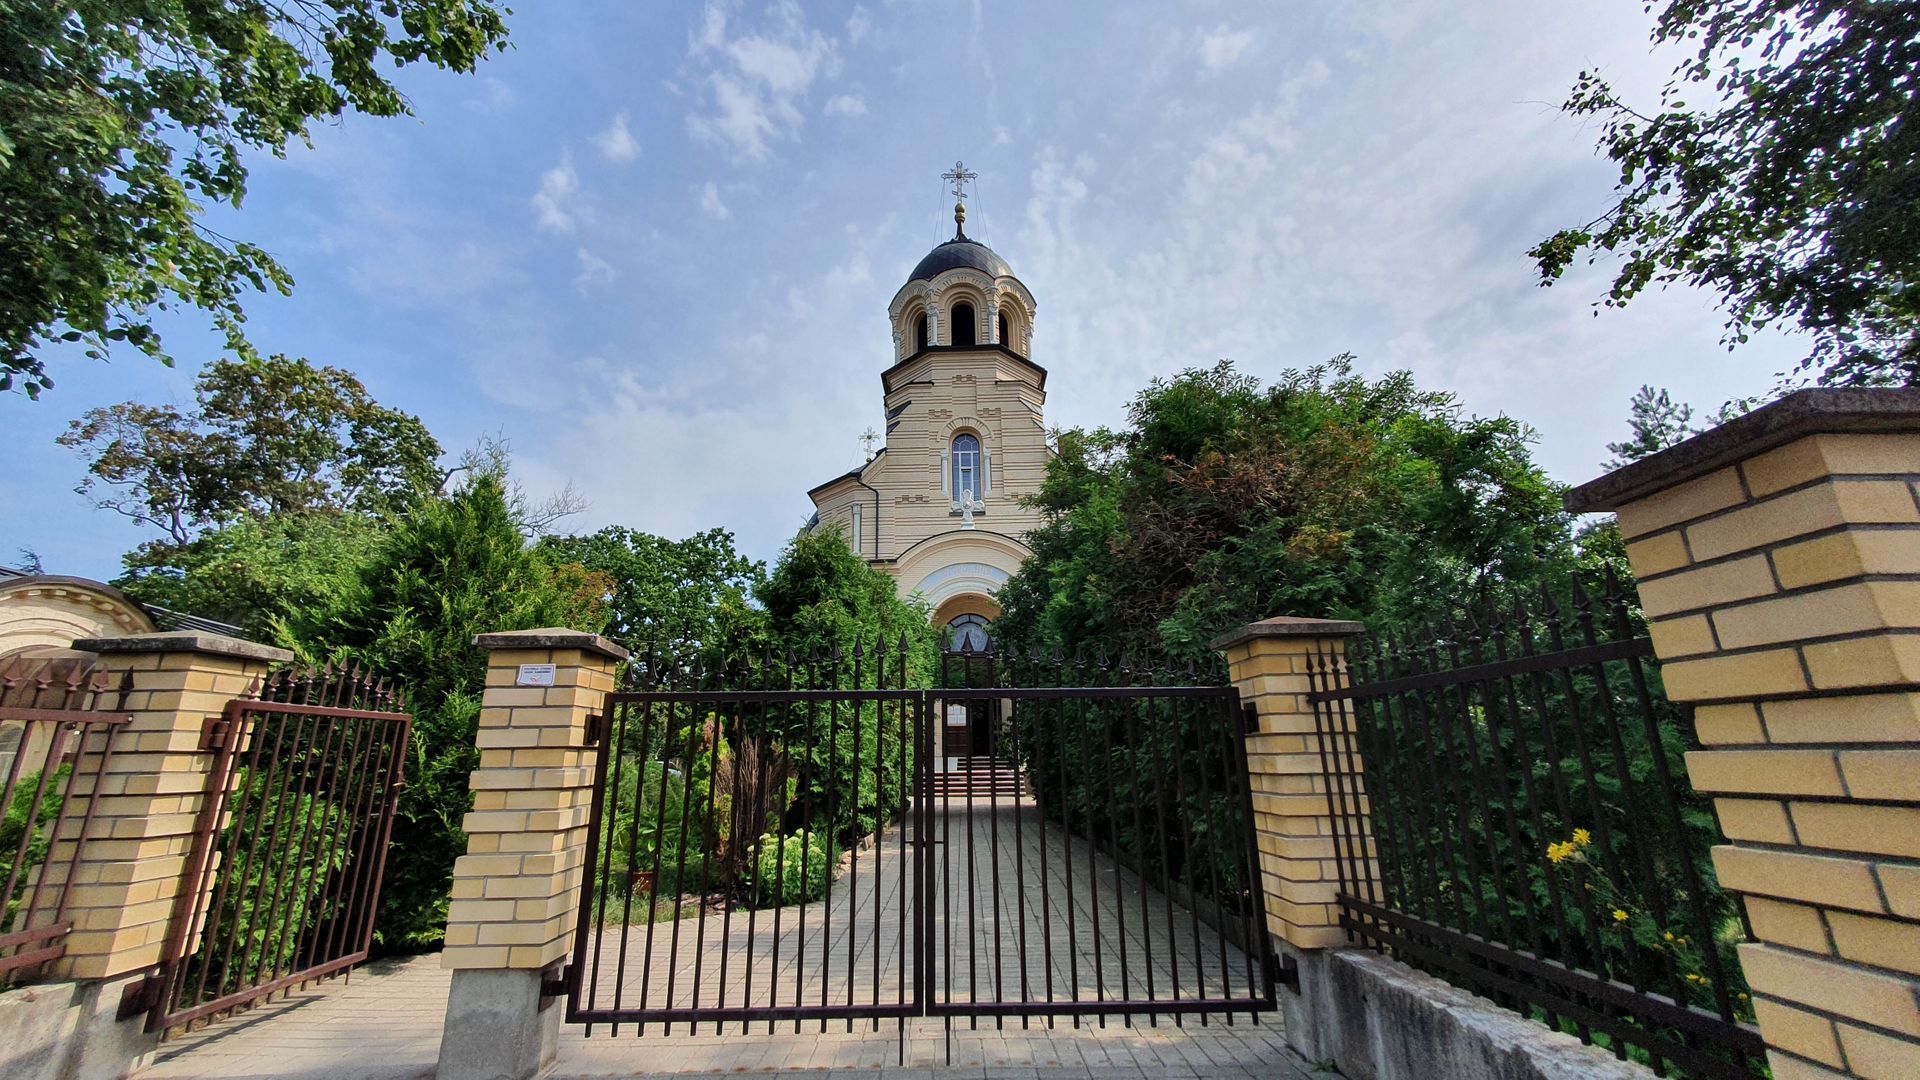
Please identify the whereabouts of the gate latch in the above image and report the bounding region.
[200,716,233,751]
[583,713,607,747]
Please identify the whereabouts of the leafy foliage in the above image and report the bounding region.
[1533,0,1920,386]
[536,526,765,659]
[1,0,510,398]
[115,511,386,640]
[288,474,609,949]
[58,355,442,547]
[749,830,830,907]
[0,764,68,926]
[995,358,1599,662]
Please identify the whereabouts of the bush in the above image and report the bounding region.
[749,830,830,907]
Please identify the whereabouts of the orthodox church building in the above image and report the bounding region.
[807,169,1048,648]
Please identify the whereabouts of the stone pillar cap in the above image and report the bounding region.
[472,628,630,662]
[1211,616,1367,652]
[1566,387,1920,514]
[73,630,294,664]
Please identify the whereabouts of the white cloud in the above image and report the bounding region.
[846,7,871,45]
[593,112,640,162]
[1198,26,1257,71]
[824,93,867,117]
[531,158,581,233]
[699,181,731,220]
[685,1,838,160]
[574,248,615,290]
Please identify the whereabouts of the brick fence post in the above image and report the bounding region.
[437,628,626,1080]
[33,631,290,1078]
[1567,387,1920,1080]
[1214,614,1368,1061]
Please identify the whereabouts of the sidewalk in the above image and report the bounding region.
[137,953,1329,1080]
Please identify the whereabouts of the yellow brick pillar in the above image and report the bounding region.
[1215,616,1370,950]
[1567,387,1920,1080]
[51,632,291,981]
[437,628,625,1080]
[32,631,291,1080]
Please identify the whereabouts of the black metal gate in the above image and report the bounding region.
[560,642,1275,1040]
[127,666,411,1034]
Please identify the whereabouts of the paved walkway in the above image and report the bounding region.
[140,801,1323,1080]
[141,955,1323,1080]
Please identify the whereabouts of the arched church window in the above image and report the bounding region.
[951,433,982,500]
[916,312,930,351]
[998,311,1010,348]
[951,302,977,347]
[947,614,990,652]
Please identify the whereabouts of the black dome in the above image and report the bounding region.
[908,235,1011,283]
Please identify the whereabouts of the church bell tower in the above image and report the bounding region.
[805,164,1049,644]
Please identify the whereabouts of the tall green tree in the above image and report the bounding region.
[995,358,1592,661]
[290,474,608,950]
[1,0,510,398]
[59,355,442,547]
[1533,0,1920,387]
[535,526,766,658]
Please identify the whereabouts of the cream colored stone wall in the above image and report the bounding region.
[0,578,157,657]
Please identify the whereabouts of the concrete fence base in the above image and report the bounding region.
[1277,942,1652,1080]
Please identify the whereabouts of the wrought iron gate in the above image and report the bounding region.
[559,642,1275,1038]
[128,666,411,1034]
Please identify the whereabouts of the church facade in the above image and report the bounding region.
[807,193,1048,647]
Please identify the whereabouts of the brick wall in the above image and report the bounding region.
[1568,390,1920,1080]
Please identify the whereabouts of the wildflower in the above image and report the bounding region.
[1547,841,1575,864]
[1612,908,1629,923]
[1572,828,1592,846]
[1664,932,1675,942]
[1738,993,1750,1001]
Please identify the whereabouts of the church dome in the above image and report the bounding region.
[908,236,1011,284]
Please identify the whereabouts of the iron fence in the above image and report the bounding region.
[0,654,133,985]
[132,664,410,1034]
[561,638,1274,1051]
[1305,573,1766,1078]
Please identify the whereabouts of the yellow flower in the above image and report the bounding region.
[1664,932,1675,942]
[1546,841,1574,864]
[1612,908,1629,923]
[1572,828,1592,846]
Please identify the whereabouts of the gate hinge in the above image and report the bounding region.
[540,964,572,998]
[1275,953,1300,994]
[200,716,232,751]
[117,972,164,1020]
[1242,701,1261,735]
[583,713,607,747]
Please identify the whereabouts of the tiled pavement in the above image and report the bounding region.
[138,800,1328,1080]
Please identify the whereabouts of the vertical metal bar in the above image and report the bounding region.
[580,692,623,1032]
[662,661,704,1033]
[847,641,864,1029]
[299,712,370,976]
[1308,646,1362,942]
[1225,688,1269,1016]
[1195,686,1237,1019]
[792,649,818,1033]
[636,663,679,1032]
[766,649,793,1035]
[1094,656,1130,1023]
[4,722,69,929]
[266,710,348,994]
[612,685,662,1033]
[1078,658,1105,1026]
[1008,684,1031,1026]
[355,711,410,960]
[332,710,400,966]
[904,643,918,1028]
[819,649,840,1030]
[1167,685,1203,1011]
[1119,673,1155,1019]
[1054,654,1081,1024]
[741,644,774,1032]
[719,665,751,1030]
[233,708,309,1002]
[692,666,727,1028]
[46,721,119,936]
[1033,665,1057,1021]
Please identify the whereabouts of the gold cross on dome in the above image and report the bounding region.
[942,161,977,202]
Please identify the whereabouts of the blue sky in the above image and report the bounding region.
[3,0,1798,582]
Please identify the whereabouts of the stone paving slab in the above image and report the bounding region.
[137,953,1329,1080]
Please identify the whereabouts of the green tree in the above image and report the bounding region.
[289,474,609,950]
[1532,0,1920,387]
[1,0,510,398]
[535,526,766,659]
[1604,386,1699,470]
[113,511,386,641]
[59,355,443,547]
[994,358,1583,661]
